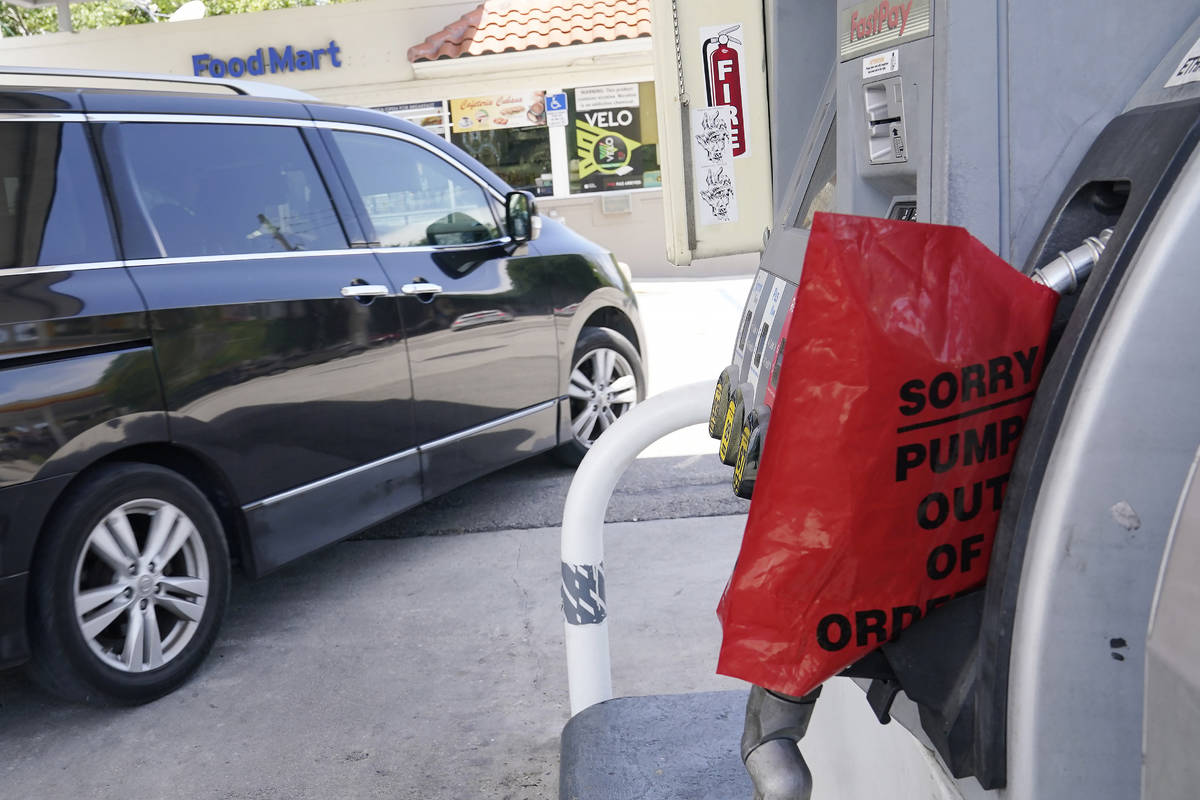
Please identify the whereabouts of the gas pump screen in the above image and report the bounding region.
[717,213,1059,697]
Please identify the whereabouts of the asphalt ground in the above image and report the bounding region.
[0,275,756,799]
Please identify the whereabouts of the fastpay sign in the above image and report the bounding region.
[700,23,749,158]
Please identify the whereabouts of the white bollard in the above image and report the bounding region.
[561,380,715,715]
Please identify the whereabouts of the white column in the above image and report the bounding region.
[546,86,571,197]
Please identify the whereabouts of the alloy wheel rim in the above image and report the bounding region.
[568,347,638,448]
[72,498,210,673]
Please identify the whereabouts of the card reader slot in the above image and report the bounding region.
[863,78,907,164]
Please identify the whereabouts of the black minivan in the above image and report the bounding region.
[0,69,646,704]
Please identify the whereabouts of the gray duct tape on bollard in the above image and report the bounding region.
[561,563,607,625]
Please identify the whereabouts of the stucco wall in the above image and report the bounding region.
[540,190,757,279]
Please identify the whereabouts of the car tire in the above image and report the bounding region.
[27,463,230,705]
[555,327,646,466]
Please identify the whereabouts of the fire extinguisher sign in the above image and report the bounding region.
[700,23,750,158]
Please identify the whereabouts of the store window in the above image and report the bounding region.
[567,82,661,193]
[398,81,663,198]
[449,91,553,197]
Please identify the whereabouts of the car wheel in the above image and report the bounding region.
[27,463,230,705]
[556,327,646,466]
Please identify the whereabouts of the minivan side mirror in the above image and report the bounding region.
[505,190,540,243]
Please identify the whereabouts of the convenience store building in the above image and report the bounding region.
[0,0,753,276]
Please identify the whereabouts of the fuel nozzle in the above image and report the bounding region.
[1030,228,1113,294]
[741,684,821,800]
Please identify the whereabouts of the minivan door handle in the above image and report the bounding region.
[340,284,390,298]
[401,283,444,296]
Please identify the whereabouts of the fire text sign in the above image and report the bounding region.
[700,23,750,158]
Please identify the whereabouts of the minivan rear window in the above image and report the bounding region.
[118,123,347,258]
[0,122,116,269]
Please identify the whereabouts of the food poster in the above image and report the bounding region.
[570,83,659,192]
[450,92,547,133]
[373,101,449,138]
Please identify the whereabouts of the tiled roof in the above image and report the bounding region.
[407,0,651,62]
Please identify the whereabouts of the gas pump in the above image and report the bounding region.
[560,1,1200,798]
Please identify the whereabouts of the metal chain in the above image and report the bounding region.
[671,0,688,105]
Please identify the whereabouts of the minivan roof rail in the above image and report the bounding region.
[0,65,316,101]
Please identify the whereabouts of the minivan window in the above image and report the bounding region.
[0,122,116,269]
[119,123,347,258]
[331,131,501,248]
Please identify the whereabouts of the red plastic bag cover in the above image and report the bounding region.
[716,212,1060,697]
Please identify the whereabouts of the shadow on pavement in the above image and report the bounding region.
[360,452,748,539]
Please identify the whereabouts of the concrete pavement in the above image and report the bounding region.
[0,515,747,799]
